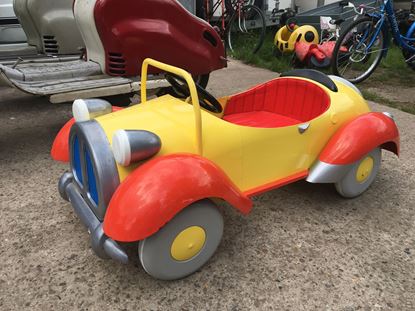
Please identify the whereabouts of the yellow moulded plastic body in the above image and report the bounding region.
[96,59,371,193]
[274,25,319,54]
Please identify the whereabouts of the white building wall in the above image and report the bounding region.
[295,0,339,12]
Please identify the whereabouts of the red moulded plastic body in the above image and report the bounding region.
[51,118,76,162]
[319,112,400,165]
[103,154,253,242]
[93,0,226,76]
[223,77,330,125]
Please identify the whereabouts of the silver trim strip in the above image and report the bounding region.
[307,160,352,183]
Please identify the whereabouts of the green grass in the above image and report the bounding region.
[230,28,415,114]
[369,45,415,87]
[230,29,294,72]
[361,89,415,114]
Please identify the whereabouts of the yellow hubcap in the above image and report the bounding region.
[356,156,374,183]
[171,226,206,261]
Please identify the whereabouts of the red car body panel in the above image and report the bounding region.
[93,0,226,76]
[51,118,75,163]
[103,154,253,242]
[51,107,123,163]
[319,112,400,165]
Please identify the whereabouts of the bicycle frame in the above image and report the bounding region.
[365,0,415,54]
[205,0,227,23]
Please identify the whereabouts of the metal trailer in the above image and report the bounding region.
[0,0,84,62]
[0,0,224,104]
[0,0,27,46]
[294,0,378,31]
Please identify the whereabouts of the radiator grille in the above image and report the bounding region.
[108,52,126,75]
[43,35,59,54]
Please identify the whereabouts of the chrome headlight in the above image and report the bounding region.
[72,98,112,122]
[112,130,161,166]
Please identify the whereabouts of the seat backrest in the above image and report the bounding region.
[14,0,84,55]
[224,78,330,122]
[74,0,225,77]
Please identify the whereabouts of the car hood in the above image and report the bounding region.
[95,95,203,180]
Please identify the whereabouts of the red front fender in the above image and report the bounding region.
[103,154,253,242]
[51,106,123,162]
[51,118,76,162]
[319,112,399,165]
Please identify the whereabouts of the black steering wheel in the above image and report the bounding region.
[165,74,223,113]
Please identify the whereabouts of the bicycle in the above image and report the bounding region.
[202,0,266,54]
[331,0,415,84]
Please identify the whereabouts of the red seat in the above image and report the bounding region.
[223,78,330,128]
[223,111,300,128]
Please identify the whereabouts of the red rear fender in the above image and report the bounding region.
[103,154,252,242]
[319,112,399,165]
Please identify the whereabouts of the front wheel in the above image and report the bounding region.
[335,148,382,198]
[331,16,386,84]
[138,199,224,280]
[226,4,266,55]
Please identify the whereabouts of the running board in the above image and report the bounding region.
[2,73,167,103]
[0,54,80,66]
[0,58,101,82]
[0,57,168,103]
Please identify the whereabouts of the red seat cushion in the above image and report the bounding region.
[223,111,300,128]
[223,77,330,128]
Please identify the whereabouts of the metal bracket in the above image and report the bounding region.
[298,123,310,134]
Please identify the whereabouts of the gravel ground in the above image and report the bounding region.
[0,60,414,311]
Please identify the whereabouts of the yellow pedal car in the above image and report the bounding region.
[52,59,399,280]
[274,22,319,54]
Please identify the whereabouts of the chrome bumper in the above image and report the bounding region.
[58,172,128,264]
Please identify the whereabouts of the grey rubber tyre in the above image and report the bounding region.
[138,199,223,280]
[335,148,382,198]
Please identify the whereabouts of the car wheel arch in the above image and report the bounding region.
[103,154,252,242]
[307,112,399,184]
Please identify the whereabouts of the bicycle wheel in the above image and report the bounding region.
[331,16,386,83]
[402,31,415,70]
[225,0,259,14]
[226,4,266,54]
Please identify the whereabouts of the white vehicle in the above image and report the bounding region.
[0,0,83,61]
[0,0,226,104]
[0,0,26,44]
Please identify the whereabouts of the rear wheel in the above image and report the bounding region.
[225,0,263,14]
[138,199,224,280]
[194,73,210,89]
[335,148,382,198]
[226,4,266,54]
[156,73,210,98]
[102,93,135,107]
[309,54,331,68]
[402,30,415,70]
[332,16,386,83]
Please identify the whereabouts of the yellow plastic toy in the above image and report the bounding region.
[52,59,399,281]
[274,24,319,54]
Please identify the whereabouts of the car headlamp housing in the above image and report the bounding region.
[112,130,161,166]
[72,98,112,122]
